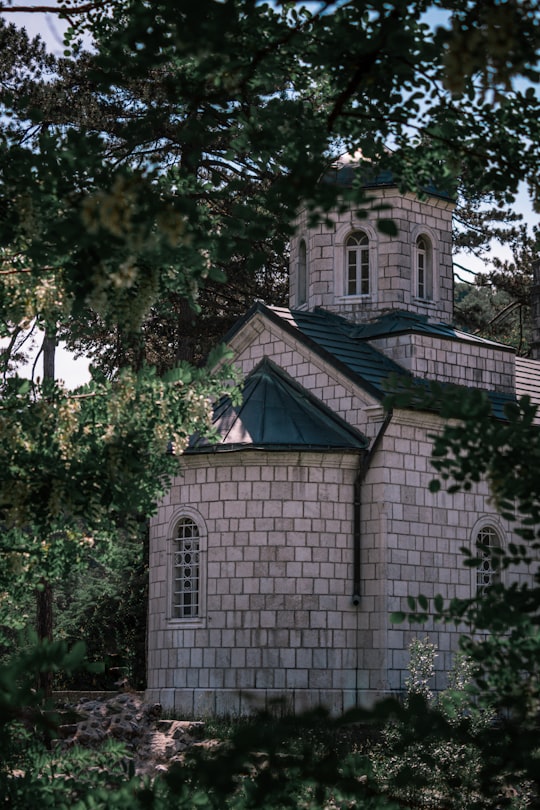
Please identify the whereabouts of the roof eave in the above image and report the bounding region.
[185,443,367,455]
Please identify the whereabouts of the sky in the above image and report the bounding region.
[2,0,69,52]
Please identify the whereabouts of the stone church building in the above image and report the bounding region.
[146,162,539,717]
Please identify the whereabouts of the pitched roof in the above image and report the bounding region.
[224,303,533,420]
[225,303,409,401]
[322,159,452,201]
[189,358,368,453]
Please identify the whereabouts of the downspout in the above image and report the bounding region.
[352,407,393,605]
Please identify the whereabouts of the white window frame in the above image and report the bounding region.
[346,231,370,296]
[416,236,432,299]
[167,507,206,626]
[334,221,378,303]
[411,226,439,304]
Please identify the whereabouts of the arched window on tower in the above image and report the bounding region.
[298,239,307,306]
[416,235,433,300]
[346,232,370,296]
[172,516,201,618]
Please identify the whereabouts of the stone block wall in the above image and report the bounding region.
[147,407,534,716]
[289,190,455,323]
[362,408,528,691]
[370,334,516,394]
[147,451,368,717]
[148,311,534,716]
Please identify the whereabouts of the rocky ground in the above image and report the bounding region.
[54,691,209,778]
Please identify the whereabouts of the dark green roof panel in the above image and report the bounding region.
[322,161,452,201]
[189,358,368,453]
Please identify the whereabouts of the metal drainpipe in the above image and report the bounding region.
[352,408,393,605]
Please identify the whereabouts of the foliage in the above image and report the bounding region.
[63,261,289,375]
[3,738,139,810]
[454,280,530,354]
[53,522,148,690]
[368,639,522,810]
[455,221,540,356]
[0,642,534,809]
[1,0,540,806]
[386,378,540,804]
[0,361,235,635]
[403,637,437,704]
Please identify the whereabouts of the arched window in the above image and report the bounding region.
[346,232,370,296]
[416,235,433,300]
[476,525,502,594]
[298,239,307,306]
[172,517,201,618]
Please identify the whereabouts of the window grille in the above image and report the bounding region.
[476,526,501,593]
[173,518,200,618]
[346,232,369,295]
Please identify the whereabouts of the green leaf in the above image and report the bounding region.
[376,218,399,237]
[206,343,234,370]
[62,640,87,670]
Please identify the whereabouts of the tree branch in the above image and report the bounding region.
[0,2,101,14]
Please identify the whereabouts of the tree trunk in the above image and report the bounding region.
[36,581,54,643]
[37,328,56,699]
[174,296,196,364]
[42,331,56,380]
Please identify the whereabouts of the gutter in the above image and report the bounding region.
[352,408,393,605]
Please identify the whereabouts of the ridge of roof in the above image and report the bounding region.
[189,357,369,454]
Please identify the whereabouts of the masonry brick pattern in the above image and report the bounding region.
[289,190,454,323]
[147,453,367,716]
[147,407,527,715]
[147,181,535,717]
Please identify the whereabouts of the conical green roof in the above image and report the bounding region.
[189,358,367,453]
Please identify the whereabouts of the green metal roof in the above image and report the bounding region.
[350,309,514,349]
[223,303,518,419]
[322,162,452,202]
[189,358,368,453]
[488,390,519,421]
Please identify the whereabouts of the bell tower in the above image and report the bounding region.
[289,162,456,325]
